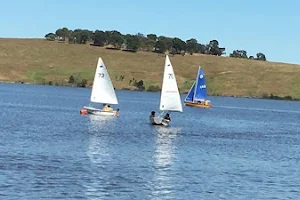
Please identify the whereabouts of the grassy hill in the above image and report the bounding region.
[1,38,300,99]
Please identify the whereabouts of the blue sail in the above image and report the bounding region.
[193,67,207,101]
[184,82,195,102]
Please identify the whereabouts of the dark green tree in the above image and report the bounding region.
[229,50,248,58]
[256,53,266,61]
[93,30,106,46]
[158,36,173,50]
[45,33,56,41]
[186,38,198,54]
[135,33,148,49]
[133,80,145,90]
[197,43,206,54]
[170,47,177,55]
[125,34,140,51]
[154,40,167,53]
[172,37,186,53]
[70,29,89,44]
[147,34,157,41]
[107,30,124,49]
[68,75,75,83]
[55,27,70,40]
[207,40,223,55]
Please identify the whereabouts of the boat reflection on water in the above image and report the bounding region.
[85,115,115,199]
[86,115,115,163]
[150,126,181,199]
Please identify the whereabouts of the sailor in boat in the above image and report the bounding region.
[114,109,120,116]
[197,100,210,106]
[102,104,109,111]
[163,113,171,121]
[150,111,156,124]
[107,105,113,111]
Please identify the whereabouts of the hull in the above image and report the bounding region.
[150,117,170,127]
[184,101,212,108]
[81,106,119,116]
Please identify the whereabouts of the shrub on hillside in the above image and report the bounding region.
[147,85,160,92]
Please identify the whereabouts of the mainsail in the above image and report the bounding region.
[159,55,182,112]
[90,58,118,105]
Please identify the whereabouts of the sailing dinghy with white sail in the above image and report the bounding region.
[80,57,119,116]
[150,55,183,126]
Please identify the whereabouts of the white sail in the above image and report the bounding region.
[90,58,118,104]
[159,55,182,112]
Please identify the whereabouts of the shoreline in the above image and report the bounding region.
[1,80,298,102]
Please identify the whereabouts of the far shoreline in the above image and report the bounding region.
[1,80,298,102]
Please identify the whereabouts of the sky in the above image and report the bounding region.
[0,0,300,64]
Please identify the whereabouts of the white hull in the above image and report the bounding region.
[83,106,118,116]
[150,117,170,127]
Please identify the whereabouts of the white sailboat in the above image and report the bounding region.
[150,55,183,126]
[80,57,119,116]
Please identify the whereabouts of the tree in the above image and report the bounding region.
[125,34,140,51]
[55,27,70,40]
[249,56,255,59]
[207,40,224,56]
[170,47,177,55]
[186,38,198,55]
[84,29,94,42]
[93,30,106,46]
[147,34,157,41]
[172,37,186,54]
[145,34,157,51]
[197,43,206,54]
[134,33,148,50]
[69,29,89,44]
[45,33,56,41]
[154,40,166,53]
[229,50,248,58]
[134,80,145,90]
[107,30,124,49]
[158,36,173,50]
[256,53,266,61]
[68,75,75,83]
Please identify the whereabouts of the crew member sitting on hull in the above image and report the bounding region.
[114,108,120,116]
[163,113,171,121]
[150,111,156,124]
[102,104,110,111]
[107,105,113,111]
[204,100,209,106]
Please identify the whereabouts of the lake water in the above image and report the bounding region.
[0,83,300,200]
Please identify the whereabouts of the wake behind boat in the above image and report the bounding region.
[150,55,183,126]
[80,57,119,116]
[184,66,212,108]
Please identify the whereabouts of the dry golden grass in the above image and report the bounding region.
[1,38,300,98]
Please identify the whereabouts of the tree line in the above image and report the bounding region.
[45,27,266,60]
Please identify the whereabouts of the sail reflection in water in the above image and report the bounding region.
[151,127,181,199]
[85,115,115,199]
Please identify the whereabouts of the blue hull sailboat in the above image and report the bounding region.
[184,66,212,108]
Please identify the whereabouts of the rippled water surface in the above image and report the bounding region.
[1,83,300,199]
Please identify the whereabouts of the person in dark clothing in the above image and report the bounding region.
[163,113,171,121]
[150,111,156,124]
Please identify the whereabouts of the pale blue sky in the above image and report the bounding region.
[0,0,299,64]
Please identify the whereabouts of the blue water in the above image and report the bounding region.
[0,83,300,199]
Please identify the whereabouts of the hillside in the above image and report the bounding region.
[1,38,300,98]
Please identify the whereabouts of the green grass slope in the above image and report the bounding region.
[1,38,300,98]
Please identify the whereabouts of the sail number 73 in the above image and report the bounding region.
[98,73,104,78]
[168,73,173,79]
